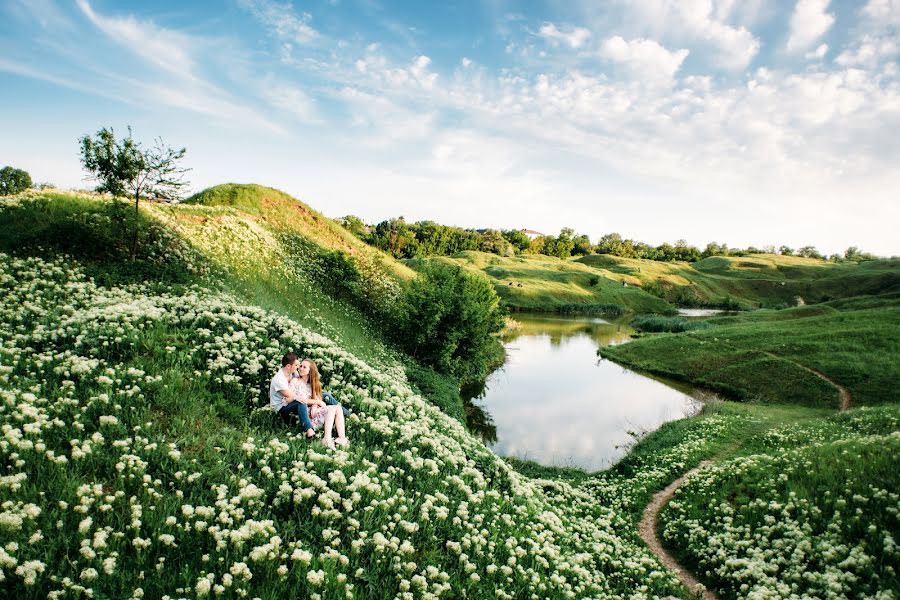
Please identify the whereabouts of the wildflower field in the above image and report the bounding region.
[2,188,898,599]
[0,253,689,598]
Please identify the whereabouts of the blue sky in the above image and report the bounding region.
[1,0,898,255]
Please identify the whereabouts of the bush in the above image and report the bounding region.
[396,262,504,382]
[0,166,32,195]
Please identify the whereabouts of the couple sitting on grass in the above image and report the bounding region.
[270,352,349,449]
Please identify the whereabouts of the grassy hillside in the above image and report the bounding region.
[578,253,900,309]
[420,251,674,314]
[0,187,476,422]
[1,187,897,599]
[0,252,692,599]
[601,301,900,406]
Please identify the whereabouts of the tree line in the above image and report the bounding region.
[339,216,878,263]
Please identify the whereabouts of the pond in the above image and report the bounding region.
[676,308,733,317]
[463,313,704,471]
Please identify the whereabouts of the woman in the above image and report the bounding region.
[290,358,349,449]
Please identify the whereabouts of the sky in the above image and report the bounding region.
[1,0,898,255]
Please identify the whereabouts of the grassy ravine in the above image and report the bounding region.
[429,250,899,315]
[578,253,900,309]
[601,302,900,407]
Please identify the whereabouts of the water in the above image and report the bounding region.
[464,313,703,471]
[676,308,731,317]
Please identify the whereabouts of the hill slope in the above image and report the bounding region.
[578,253,900,309]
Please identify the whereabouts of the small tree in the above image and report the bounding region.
[79,126,189,259]
[0,166,32,195]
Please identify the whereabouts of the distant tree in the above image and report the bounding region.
[371,218,418,258]
[844,246,861,261]
[702,242,727,258]
[478,229,513,256]
[79,126,189,259]
[779,245,794,256]
[572,234,594,256]
[597,232,624,256]
[656,242,677,262]
[339,215,369,239]
[797,245,823,259]
[0,166,32,195]
[501,229,532,253]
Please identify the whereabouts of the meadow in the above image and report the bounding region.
[431,249,899,318]
[1,187,898,599]
[601,303,900,406]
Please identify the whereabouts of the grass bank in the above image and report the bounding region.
[600,302,900,407]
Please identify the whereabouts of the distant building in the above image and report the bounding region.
[521,229,545,240]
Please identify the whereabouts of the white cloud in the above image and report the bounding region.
[805,43,828,59]
[238,0,319,45]
[619,0,761,70]
[598,36,689,81]
[537,22,592,49]
[76,0,195,80]
[835,36,900,67]
[337,87,434,144]
[786,0,835,53]
[863,0,900,26]
[260,79,319,123]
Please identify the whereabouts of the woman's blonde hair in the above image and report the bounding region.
[301,358,322,400]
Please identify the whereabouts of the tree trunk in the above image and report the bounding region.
[131,190,140,261]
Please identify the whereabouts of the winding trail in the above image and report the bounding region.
[639,356,852,599]
[762,352,852,411]
[639,461,718,600]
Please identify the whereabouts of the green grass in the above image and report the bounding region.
[659,405,900,598]
[577,253,900,309]
[630,314,712,333]
[601,301,900,406]
[419,251,675,314]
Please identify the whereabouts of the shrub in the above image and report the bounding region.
[396,262,504,382]
[0,165,32,195]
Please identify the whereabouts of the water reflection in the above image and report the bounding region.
[464,313,702,471]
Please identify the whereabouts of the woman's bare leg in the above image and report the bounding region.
[334,405,348,446]
[323,405,337,444]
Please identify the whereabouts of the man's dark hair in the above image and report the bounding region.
[281,352,298,367]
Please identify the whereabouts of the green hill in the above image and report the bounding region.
[577,253,900,309]
[419,251,674,314]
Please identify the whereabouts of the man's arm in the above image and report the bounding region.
[278,387,299,405]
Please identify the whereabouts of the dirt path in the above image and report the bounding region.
[763,352,852,411]
[639,461,718,600]
[638,355,853,599]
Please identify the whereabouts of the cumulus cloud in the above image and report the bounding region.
[834,0,900,67]
[537,22,592,48]
[619,0,761,70]
[598,36,689,81]
[805,43,829,60]
[786,0,835,53]
[863,0,900,26]
[835,36,899,67]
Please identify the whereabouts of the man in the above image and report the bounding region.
[270,352,315,438]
